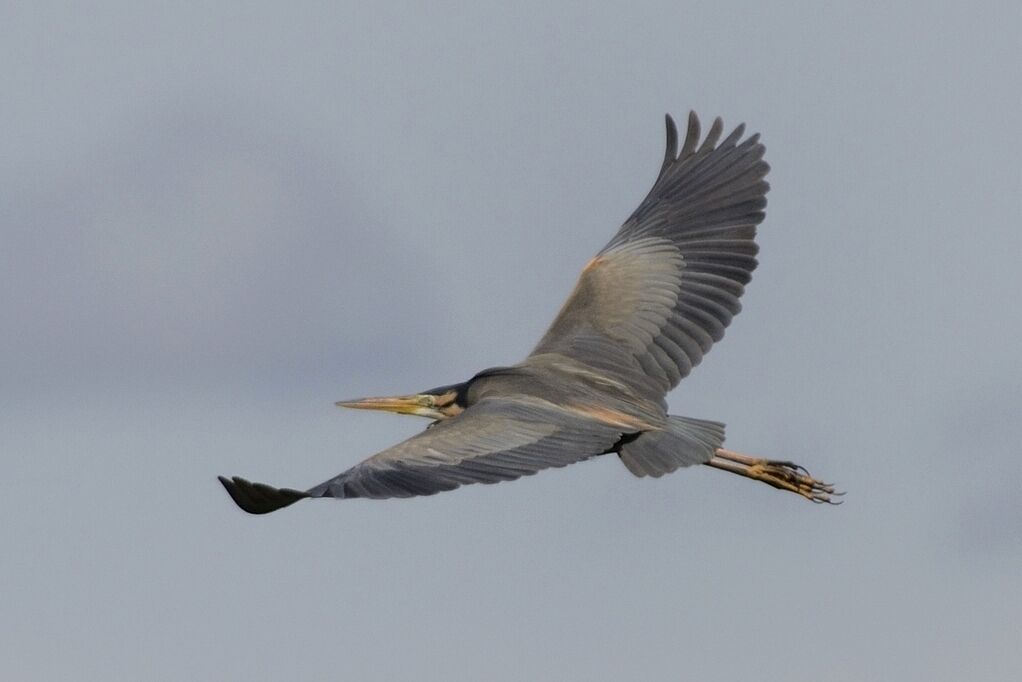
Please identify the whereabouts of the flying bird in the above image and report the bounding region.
[219,112,839,514]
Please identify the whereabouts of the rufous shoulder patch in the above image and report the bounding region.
[566,404,653,430]
[581,256,606,273]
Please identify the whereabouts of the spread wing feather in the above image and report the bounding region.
[219,397,624,512]
[529,112,769,399]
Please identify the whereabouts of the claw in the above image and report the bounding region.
[748,460,843,504]
[707,450,843,504]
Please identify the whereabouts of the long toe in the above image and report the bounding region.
[752,461,842,504]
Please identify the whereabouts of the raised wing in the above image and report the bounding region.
[219,397,624,513]
[529,112,768,400]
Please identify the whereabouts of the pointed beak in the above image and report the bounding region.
[335,394,433,417]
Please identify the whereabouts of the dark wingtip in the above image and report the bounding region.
[661,114,679,173]
[218,475,309,515]
[698,116,724,154]
[680,110,701,158]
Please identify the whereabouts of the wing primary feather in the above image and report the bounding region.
[660,114,679,175]
[697,117,725,155]
[661,140,766,200]
[679,111,701,158]
[721,123,746,148]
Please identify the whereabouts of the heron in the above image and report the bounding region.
[219,112,839,514]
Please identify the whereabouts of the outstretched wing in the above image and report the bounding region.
[529,112,769,401]
[219,397,624,513]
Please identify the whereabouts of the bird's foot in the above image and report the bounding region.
[745,459,840,504]
[708,449,842,504]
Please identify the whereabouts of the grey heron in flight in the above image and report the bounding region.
[220,112,839,514]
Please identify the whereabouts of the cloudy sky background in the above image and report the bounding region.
[3,2,1020,680]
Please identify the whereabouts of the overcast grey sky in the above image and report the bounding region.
[3,2,1021,680]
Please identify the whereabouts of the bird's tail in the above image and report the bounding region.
[618,415,725,477]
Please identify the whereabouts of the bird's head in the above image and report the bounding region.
[336,382,467,421]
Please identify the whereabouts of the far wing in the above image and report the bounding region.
[219,397,624,513]
[529,112,768,400]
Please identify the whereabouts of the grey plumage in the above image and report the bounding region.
[218,112,835,516]
[532,112,768,400]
